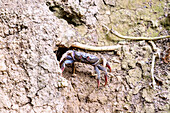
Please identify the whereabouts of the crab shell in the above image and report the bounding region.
[59,50,111,88]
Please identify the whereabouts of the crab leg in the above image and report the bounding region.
[94,65,108,88]
[97,65,108,86]
[94,66,100,88]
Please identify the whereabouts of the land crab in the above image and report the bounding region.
[59,50,111,88]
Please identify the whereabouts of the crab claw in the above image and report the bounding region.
[60,59,74,72]
[104,74,107,86]
[101,57,111,72]
[97,74,107,88]
[106,62,111,72]
[60,50,75,63]
[61,66,65,72]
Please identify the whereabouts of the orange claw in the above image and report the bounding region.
[104,74,107,86]
[106,62,111,72]
[97,74,107,88]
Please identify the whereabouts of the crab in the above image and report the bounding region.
[59,50,111,88]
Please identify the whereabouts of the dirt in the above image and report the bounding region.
[59,40,169,113]
[0,0,169,113]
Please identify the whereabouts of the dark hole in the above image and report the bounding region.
[54,47,69,61]
[155,78,163,86]
[54,46,78,61]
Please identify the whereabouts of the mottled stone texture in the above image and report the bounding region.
[0,1,68,112]
[0,0,170,113]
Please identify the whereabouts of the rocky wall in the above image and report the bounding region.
[0,1,70,112]
[0,0,169,113]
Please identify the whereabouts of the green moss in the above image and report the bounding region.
[136,8,151,20]
[152,1,164,16]
[128,0,150,9]
[147,28,159,37]
[160,16,170,30]
[152,5,163,13]
[153,5,163,12]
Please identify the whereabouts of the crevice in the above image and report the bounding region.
[54,46,78,61]
[102,0,116,7]
[35,85,47,96]
[47,4,85,26]
[27,96,34,107]
[77,94,81,102]
[19,96,34,107]
[136,62,144,78]
[54,47,70,61]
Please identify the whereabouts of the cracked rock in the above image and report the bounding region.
[126,67,142,86]
[142,88,154,102]
[88,91,97,102]
[103,0,116,6]
[97,92,108,104]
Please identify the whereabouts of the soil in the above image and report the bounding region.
[59,39,170,113]
[0,0,169,113]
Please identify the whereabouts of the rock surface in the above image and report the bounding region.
[0,0,169,113]
[0,1,67,112]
